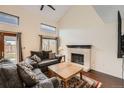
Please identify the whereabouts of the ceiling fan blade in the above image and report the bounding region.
[40,5,44,10]
[47,5,55,11]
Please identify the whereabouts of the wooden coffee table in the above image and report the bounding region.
[48,62,83,88]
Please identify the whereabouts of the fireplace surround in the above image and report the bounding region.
[67,45,92,72]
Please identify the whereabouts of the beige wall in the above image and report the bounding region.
[0,5,58,59]
[58,5,123,78]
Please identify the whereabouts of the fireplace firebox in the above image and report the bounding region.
[71,53,84,65]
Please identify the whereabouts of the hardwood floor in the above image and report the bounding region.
[82,70,124,88]
[47,67,124,88]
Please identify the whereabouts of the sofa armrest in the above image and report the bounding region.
[49,77,59,88]
[55,56,62,63]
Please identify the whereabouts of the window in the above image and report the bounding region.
[0,12,19,26]
[42,39,57,53]
[40,23,56,32]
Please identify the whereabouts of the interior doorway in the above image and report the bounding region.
[0,32,17,62]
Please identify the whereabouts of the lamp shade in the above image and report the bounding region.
[58,46,63,51]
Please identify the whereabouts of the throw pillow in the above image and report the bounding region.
[31,55,41,62]
[49,53,56,59]
[24,57,38,68]
[19,61,33,70]
[17,63,39,87]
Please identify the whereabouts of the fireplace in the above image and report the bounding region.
[67,45,92,72]
[71,53,84,65]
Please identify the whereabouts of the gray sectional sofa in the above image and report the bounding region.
[0,59,59,88]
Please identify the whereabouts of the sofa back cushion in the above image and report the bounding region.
[31,51,43,60]
[0,60,23,88]
[17,62,39,87]
[30,51,53,60]
[42,50,52,59]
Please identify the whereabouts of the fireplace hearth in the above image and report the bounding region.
[71,53,84,65]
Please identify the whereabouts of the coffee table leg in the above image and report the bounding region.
[64,80,68,88]
[80,71,83,80]
[48,70,52,77]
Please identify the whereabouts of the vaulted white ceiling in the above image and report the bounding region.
[93,5,124,23]
[2,5,124,24]
[21,5,71,24]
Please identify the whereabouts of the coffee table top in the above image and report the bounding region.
[48,62,83,81]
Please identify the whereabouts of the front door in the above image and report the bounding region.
[0,32,17,62]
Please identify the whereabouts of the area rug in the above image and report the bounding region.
[58,75,102,88]
[44,71,102,88]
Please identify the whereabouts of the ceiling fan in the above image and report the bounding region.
[40,5,55,11]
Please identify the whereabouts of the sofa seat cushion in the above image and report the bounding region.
[32,69,48,81]
[32,68,42,75]
[38,59,58,67]
[0,62,23,88]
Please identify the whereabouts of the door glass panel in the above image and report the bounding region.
[4,36,17,62]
